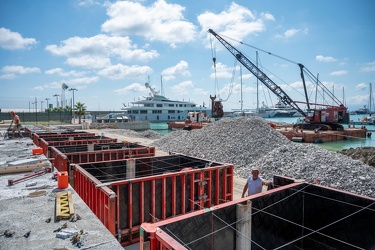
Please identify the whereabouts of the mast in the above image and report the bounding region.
[256,51,259,112]
[370,82,373,114]
[240,66,243,112]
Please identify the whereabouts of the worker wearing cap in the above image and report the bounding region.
[9,111,23,138]
[241,168,272,197]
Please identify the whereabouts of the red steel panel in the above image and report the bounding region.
[39,137,118,156]
[50,146,155,172]
[73,165,116,235]
[74,157,234,246]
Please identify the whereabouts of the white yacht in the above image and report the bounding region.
[121,83,211,122]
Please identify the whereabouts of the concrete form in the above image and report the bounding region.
[140,176,375,250]
[72,154,234,246]
[50,142,156,171]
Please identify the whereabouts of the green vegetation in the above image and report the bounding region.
[74,102,87,124]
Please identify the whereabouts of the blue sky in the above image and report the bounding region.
[1,0,374,113]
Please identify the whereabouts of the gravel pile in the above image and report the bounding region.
[99,129,164,139]
[152,116,375,198]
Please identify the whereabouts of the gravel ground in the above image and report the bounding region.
[150,116,375,198]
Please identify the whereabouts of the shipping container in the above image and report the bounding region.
[140,176,375,250]
[71,154,234,246]
[32,131,96,146]
[39,136,117,156]
[50,142,156,172]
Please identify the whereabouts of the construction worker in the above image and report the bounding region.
[241,168,272,197]
[10,111,23,138]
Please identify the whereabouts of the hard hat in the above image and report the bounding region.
[10,111,15,115]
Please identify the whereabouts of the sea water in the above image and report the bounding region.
[149,115,375,151]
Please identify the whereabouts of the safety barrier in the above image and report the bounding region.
[72,154,234,246]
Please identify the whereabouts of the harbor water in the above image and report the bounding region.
[149,114,375,152]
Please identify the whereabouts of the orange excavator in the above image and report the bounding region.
[208,29,349,130]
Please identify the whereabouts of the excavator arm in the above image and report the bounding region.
[208,29,307,117]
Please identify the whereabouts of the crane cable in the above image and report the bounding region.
[210,34,220,99]
[210,33,241,103]
[219,32,344,107]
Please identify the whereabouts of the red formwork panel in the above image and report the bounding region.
[72,154,234,246]
[50,142,156,172]
[32,131,96,146]
[39,136,117,156]
[140,176,375,250]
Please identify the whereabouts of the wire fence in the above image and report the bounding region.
[0,111,73,124]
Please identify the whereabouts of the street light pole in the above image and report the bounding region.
[45,98,50,124]
[40,101,44,112]
[69,88,77,124]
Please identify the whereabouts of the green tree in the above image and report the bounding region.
[74,102,86,124]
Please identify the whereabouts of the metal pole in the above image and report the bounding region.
[45,98,50,124]
[69,88,77,124]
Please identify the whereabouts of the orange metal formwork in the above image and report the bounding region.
[39,136,117,156]
[50,143,156,172]
[140,176,375,250]
[72,154,234,246]
[32,131,96,146]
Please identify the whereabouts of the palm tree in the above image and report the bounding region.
[74,102,87,124]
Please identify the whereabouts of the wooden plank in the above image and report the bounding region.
[0,163,51,175]
[56,192,72,221]
[68,191,75,215]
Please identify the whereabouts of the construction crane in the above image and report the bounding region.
[208,29,349,130]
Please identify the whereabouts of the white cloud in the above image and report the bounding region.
[162,60,191,80]
[260,12,275,21]
[98,64,152,80]
[0,65,40,79]
[66,56,111,69]
[45,34,159,68]
[361,61,375,72]
[101,0,196,47]
[114,83,148,95]
[209,62,237,79]
[68,76,99,85]
[330,70,347,76]
[171,81,194,95]
[45,68,87,77]
[198,2,265,41]
[276,28,308,39]
[356,82,367,90]
[0,28,37,50]
[316,55,337,62]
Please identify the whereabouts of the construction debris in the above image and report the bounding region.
[23,231,31,238]
[71,229,84,245]
[53,222,68,233]
[2,230,15,237]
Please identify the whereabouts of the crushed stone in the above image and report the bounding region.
[151,116,375,198]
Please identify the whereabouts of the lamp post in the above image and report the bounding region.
[45,98,50,110]
[45,98,50,124]
[53,94,60,108]
[40,101,44,112]
[69,88,77,124]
